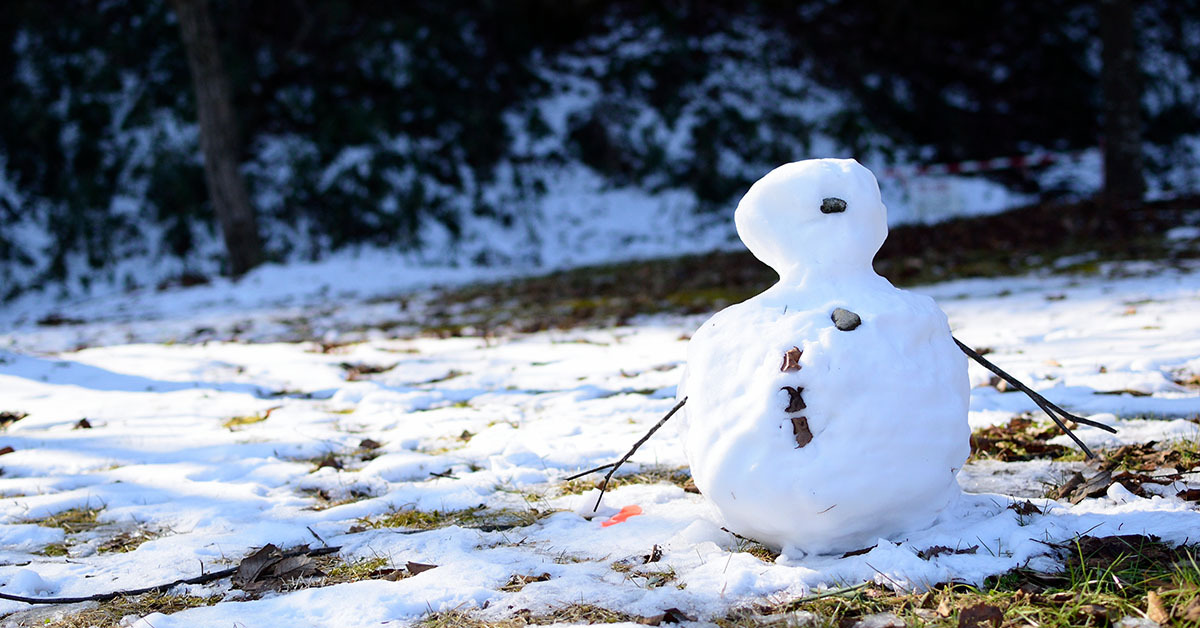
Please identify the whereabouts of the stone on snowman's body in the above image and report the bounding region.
[679,158,970,555]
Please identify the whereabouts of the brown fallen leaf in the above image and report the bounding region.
[1076,604,1114,623]
[501,572,551,591]
[315,453,343,470]
[781,386,807,412]
[269,554,320,580]
[1177,488,1200,501]
[840,612,904,628]
[792,417,813,448]
[0,445,14,456]
[1147,590,1170,625]
[643,544,663,563]
[231,544,322,593]
[957,602,1003,628]
[0,411,28,429]
[233,544,282,590]
[1067,470,1112,504]
[842,545,876,558]
[74,418,92,429]
[918,545,978,560]
[1008,500,1042,516]
[781,346,803,372]
[406,561,438,575]
[641,607,695,625]
[936,598,954,618]
[358,438,382,450]
[1184,597,1200,622]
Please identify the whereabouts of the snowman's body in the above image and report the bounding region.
[680,159,970,554]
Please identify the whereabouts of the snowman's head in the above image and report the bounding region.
[735,159,887,281]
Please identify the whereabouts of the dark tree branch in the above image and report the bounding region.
[563,461,616,481]
[578,397,688,513]
[0,546,340,605]
[954,337,1116,459]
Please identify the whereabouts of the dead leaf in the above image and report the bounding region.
[459,430,474,441]
[841,612,905,628]
[842,545,876,558]
[0,411,28,429]
[1097,388,1152,397]
[0,446,13,456]
[918,545,978,560]
[644,544,663,563]
[1008,500,1042,516]
[957,602,1003,628]
[973,417,1070,461]
[792,417,813,448]
[1184,597,1200,622]
[315,453,343,470]
[936,598,953,618]
[74,418,92,429]
[1147,590,1170,625]
[358,438,382,450]
[501,572,551,591]
[233,544,281,590]
[780,386,807,413]
[269,555,321,580]
[1177,488,1200,501]
[371,568,405,581]
[640,608,695,625]
[682,478,700,494]
[406,561,437,575]
[1076,604,1114,623]
[1074,469,1114,500]
[1051,472,1086,500]
[780,346,803,372]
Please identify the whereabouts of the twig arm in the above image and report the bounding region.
[953,337,1116,459]
[591,397,687,512]
[563,462,616,481]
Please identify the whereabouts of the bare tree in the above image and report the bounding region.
[171,0,261,275]
[1099,0,1144,211]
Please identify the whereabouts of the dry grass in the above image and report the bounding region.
[41,593,222,628]
[420,604,644,627]
[356,505,554,533]
[554,465,695,497]
[27,506,102,534]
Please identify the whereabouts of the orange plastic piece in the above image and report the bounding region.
[601,504,643,527]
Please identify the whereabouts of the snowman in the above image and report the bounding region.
[679,158,971,555]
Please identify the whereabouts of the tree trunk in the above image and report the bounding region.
[171,0,261,276]
[1099,0,1144,212]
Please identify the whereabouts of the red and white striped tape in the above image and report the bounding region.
[881,149,1093,179]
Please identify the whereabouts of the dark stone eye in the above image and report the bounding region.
[820,197,847,214]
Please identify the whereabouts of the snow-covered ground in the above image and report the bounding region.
[1,257,1199,627]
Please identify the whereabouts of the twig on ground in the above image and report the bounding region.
[575,397,687,512]
[0,545,340,605]
[953,337,1115,459]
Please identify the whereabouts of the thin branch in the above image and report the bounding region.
[953,337,1116,459]
[591,397,687,512]
[0,545,340,605]
[563,462,616,481]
